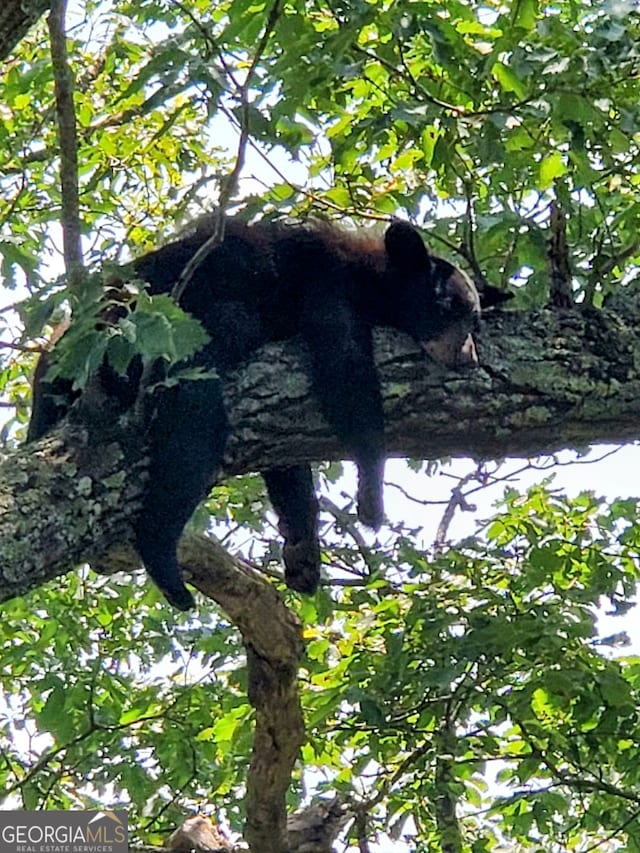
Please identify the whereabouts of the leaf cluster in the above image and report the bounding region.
[3,480,640,849]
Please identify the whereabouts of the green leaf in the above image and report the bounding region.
[539,151,566,189]
[514,0,539,30]
[37,685,67,735]
[491,62,526,99]
[132,293,210,364]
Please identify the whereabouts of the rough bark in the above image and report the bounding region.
[222,295,640,468]
[0,0,51,62]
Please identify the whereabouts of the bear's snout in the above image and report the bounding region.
[422,329,479,368]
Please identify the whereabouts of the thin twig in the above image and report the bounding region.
[354,808,372,853]
[434,468,480,554]
[461,184,489,288]
[0,341,46,354]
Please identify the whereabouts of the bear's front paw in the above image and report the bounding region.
[156,580,195,611]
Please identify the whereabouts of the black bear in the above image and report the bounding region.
[28,216,506,610]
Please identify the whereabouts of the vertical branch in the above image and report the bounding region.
[546,199,573,309]
[245,645,306,853]
[181,534,306,853]
[434,714,463,853]
[47,0,83,287]
[354,808,372,853]
[461,183,489,289]
[433,467,480,556]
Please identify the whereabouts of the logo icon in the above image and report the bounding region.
[0,810,128,853]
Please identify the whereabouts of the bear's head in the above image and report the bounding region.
[383,221,507,368]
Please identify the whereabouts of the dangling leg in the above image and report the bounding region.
[136,301,265,609]
[135,377,229,610]
[301,298,386,530]
[263,465,321,593]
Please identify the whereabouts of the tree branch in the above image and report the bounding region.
[182,536,305,853]
[47,0,83,286]
[5,296,640,606]
[171,0,282,304]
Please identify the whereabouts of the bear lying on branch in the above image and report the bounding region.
[28,216,507,610]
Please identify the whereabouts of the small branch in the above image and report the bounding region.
[354,44,463,115]
[598,238,640,277]
[354,808,372,853]
[0,341,47,354]
[584,237,640,307]
[434,714,463,853]
[433,480,477,554]
[547,199,573,309]
[320,496,378,578]
[245,0,282,84]
[47,0,83,288]
[582,808,640,853]
[461,185,489,289]
[170,210,228,304]
[353,41,539,119]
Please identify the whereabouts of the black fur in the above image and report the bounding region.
[28,217,504,609]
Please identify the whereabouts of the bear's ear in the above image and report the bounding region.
[479,283,513,310]
[384,221,430,269]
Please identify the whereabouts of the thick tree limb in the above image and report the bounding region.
[0,0,51,62]
[180,536,306,853]
[3,298,640,605]
[222,297,640,469]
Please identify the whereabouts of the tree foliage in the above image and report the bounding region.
[1,0,640,850]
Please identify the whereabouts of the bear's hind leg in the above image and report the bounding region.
[263,465,321,593]
[136,378,229,610]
